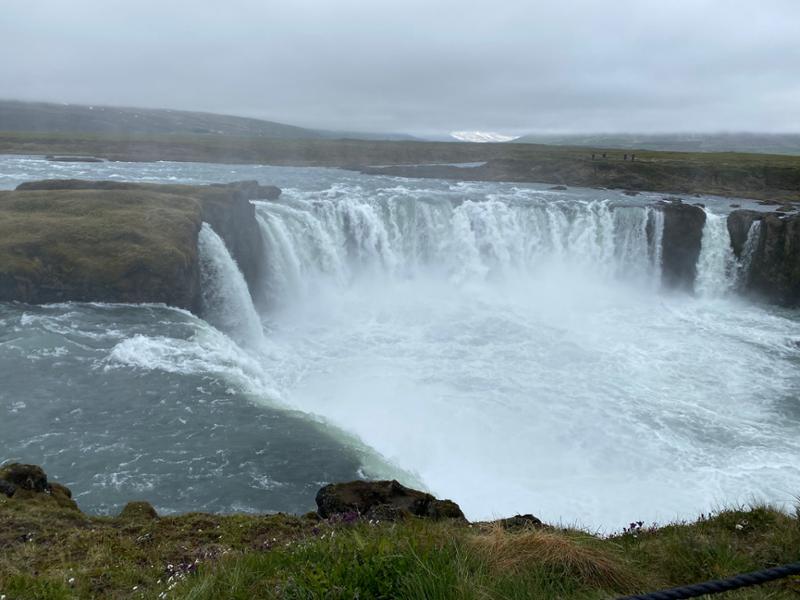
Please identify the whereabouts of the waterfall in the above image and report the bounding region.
[736,220,762,289]
[695,210,736,298]
[197,222,265,349]
[648,207,665,287]
[254,194,661,304]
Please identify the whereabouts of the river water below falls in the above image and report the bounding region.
[1,156,799,531]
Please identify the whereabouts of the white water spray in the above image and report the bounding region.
[197,223,265,350]
[696,210,736,297]
[254,194,661,304]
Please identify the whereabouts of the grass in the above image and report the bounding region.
[2,495,800,600]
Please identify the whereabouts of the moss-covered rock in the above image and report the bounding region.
[315,479,465,521]
[0,463,49,492]
[0,462,79,511]
[118,501,159,521]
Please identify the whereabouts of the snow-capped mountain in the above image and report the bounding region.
[450,131,519,143]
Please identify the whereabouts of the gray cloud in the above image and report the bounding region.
[1,0,798,135]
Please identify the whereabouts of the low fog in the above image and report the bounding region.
[2,0,799,136]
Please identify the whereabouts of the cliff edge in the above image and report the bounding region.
[0,180,279,312]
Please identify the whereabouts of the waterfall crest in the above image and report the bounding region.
[197,222,265,349]
[255,194,665,303]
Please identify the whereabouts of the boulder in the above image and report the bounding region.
[0,463,79,510]
[118,501,159,521]
[655,200,706,291]
[315,480,465,521]
[0,479,16,498]
[496,514,544,531]
[548,185,568,191]
[0,463,49,492]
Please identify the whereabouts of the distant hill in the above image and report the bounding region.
[514,132,800,156]
[0,100,416,141]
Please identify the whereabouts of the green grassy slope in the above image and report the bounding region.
[1,495,799,600]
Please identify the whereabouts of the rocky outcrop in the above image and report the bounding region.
[0,463,78,510]
[495,514,544,531]
[655,199,706,291]
[118,501,159,520]
[728,209,800,306]
[726,210,762,259]
[0,179,280,312]
[201,181,279,308]
[315,480,465,521]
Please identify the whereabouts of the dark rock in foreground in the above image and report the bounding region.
[496,513,544,531]
[0,479,17,497]
[316,480,465,521]
[0,463,50,492]
[0,462,78,510]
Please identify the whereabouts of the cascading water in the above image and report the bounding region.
[648,207,665,287]
[696,209,737,297]
[736,220,763,288]
[254,195,661,302]
[197,222,265,350]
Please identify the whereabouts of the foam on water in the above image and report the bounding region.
[250,186,800,528]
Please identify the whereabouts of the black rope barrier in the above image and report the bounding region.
[617,561,800,599]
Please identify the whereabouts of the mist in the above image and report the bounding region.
[2,0,799,136]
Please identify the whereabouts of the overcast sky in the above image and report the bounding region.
[2,0,799,136]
